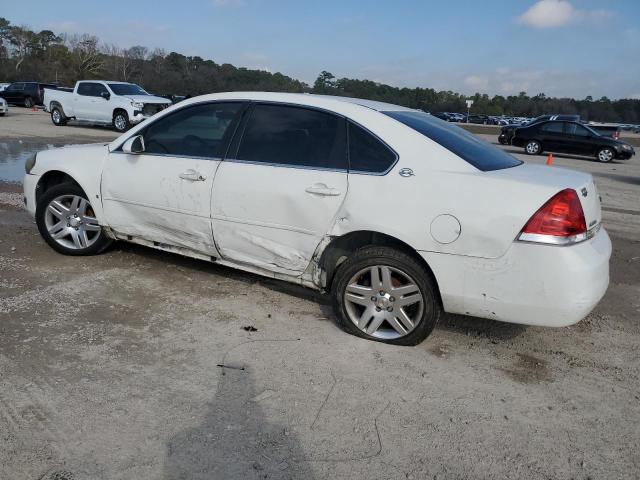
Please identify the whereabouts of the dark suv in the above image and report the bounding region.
[0,82,56,108]
[511,120,635,163]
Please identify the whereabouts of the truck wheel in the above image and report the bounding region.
[113,111,130,132]
[24,97,34,108]
[51,107,67,126]
[332,246,441,346]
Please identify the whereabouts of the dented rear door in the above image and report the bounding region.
[211,103,348,274]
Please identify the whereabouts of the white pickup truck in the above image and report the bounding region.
[43,80,172,132]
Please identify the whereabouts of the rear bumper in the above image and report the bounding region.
[420,228,611,327]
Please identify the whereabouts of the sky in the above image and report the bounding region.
[1,0,639,99]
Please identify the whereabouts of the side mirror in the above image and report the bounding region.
[100,91,110,100]
[122,135,145,154]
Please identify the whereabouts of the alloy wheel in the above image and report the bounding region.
[44,195,101,250]
[114,114,127,131]
[52,109,61,124]
[526,141,540,154]
[343,265,424,339]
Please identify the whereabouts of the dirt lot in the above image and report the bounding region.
[1,109,639,480]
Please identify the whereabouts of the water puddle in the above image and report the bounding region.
[0,140,67,183]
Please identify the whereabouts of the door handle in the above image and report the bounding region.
[305,183,341,196]
[179,169,206,181]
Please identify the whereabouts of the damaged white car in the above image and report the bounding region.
[23,92,611,345]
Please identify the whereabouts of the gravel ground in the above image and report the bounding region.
[1,109,639,480]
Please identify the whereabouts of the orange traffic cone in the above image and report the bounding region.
[31,105,37,112]
[546,153,553,166]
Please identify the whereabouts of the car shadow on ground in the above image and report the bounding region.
[114,242,528,342]
[163,363,317,479]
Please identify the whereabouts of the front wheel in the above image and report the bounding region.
[113,111,130,132]
[525,140,542,155]
[36,183,112,256]
[597,147,615,163]
[332,246,441,346]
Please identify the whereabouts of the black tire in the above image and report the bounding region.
[36,183,112,256]
[51,107,67,126]
[596,147,615,163]
[524,140,542,155]
[113,110,130,132]
[498,137,507,145]
[24,97,33,108]
[332,246,441,346]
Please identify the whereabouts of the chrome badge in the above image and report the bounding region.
[399,168,414,177]
[581,187,588,197]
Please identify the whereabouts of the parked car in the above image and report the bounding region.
[512,120,635,162]
[0,97,8,115]
[499,114,582,144]
[586,123,621,140]
[0,82,56,108]
[44,81,172,132]
[23,92,611,345]
[466,114,490,124]
[432,112,452,121]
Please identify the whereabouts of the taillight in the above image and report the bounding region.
[518,189,587,245]
[614,132,620,140]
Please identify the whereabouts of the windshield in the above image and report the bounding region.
[107,83,148,96]
[383,110,522,171]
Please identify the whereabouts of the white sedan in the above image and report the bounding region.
[23,92,611,345]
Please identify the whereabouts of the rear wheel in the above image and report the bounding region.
[113,111,130,132]
[51,107,67,126]
[36,183,112,256]
[332,246,441,346]
[525,140,542,155]
[597,147,615,163]
[24,97,34,108]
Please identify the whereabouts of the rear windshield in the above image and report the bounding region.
[108,83,148,96]
[383,110,522,171]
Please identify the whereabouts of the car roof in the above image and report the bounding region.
[179,91,416,113]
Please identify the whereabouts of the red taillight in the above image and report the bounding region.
[613,132,620,140]
[519,189,586,243]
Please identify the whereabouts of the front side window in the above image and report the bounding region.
[384,110,521,171]
[9,83,24,91]
[348,122,397,173]
[541,122,564,134]
[142,102,243,158]
[236,104,347,170]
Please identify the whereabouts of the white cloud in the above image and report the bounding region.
[518,0,576,28]
[518,0,614,29]
[464,75,489,91]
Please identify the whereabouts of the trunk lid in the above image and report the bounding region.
[489,163,601,234]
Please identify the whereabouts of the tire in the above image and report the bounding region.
[51,107,67,126]
[332,246,441,346]
[113,110,130,132]
[36,183,112,256]
[524,140,542,155]
[498,137,507,145]
[24,97,33,108]
[596,147,615,163]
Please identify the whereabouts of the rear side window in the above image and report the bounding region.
[383,111,522,171]
[348,122,397,173]
[77,83,93,96]
[566,123,590,137]
[237,104,347,170]
[142,102,244,158]
[541,122,564,134]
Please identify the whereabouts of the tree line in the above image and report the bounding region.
[1,17,639,123]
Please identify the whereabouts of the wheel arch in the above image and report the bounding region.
[35,170,93,211]
[317,230,442,303]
